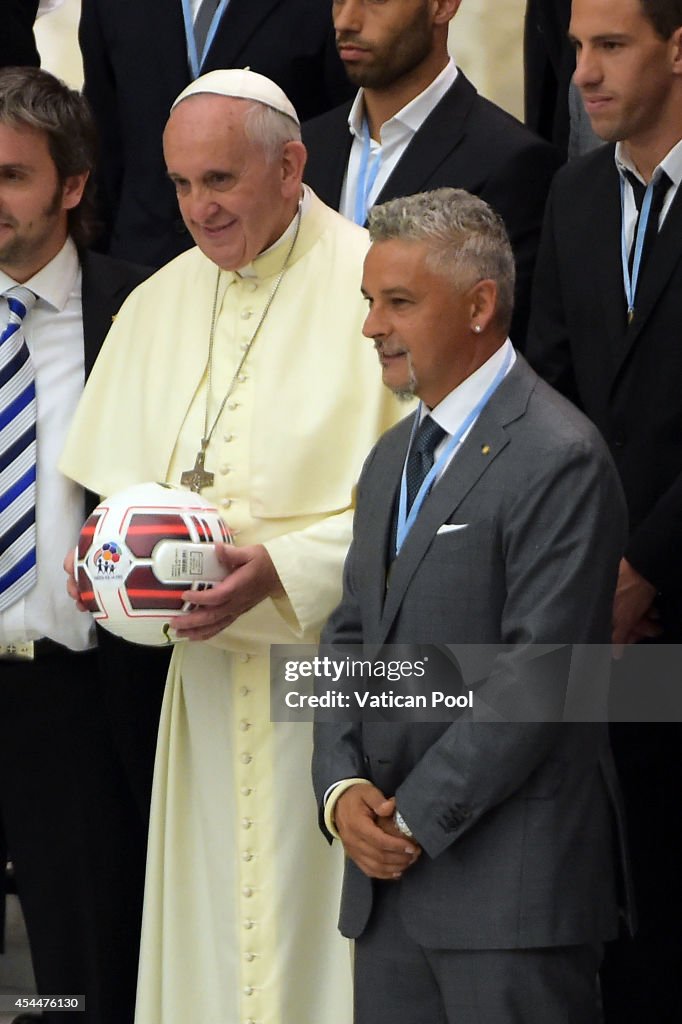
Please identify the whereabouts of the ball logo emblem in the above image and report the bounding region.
[91,541,127,580]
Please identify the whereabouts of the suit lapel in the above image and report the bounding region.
[308,73,476,217]
[379,421,510,642]
[362,427,409,637]
[79,250,149,512]
[610,182,682,379]
[374,74,476,205]
[205,0,283,69]
[377,360,534,643]
[304,104,354,208]
[80,251,115,378]
[582,157,627,371]
[154,0,195,95]
[80,251,150,377]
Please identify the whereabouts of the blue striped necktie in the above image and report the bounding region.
[0,286,38,611]
[194,0,220,63]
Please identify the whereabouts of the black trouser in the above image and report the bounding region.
[0,646,147,1024]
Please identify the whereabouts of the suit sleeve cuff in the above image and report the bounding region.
[323,778,372,839]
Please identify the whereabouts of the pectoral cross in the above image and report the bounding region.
[181,443,214,492]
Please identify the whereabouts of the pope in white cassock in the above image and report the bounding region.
[60,69,407,1024]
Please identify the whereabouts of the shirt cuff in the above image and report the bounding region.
[323,778,372,839]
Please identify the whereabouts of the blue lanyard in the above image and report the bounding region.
[619,173,656,323]
[395,346,513,556]
[181,0,231,80]
[353,117,382,226]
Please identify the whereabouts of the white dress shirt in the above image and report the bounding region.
[615,137,682,254]
[339,59,458,223]
[0,238,93,650]
[426,337,516,478]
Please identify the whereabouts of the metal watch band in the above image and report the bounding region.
[393,808,414,839]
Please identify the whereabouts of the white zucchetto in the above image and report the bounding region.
[171,68,300,125]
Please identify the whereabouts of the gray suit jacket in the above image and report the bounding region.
[313,356,631,949]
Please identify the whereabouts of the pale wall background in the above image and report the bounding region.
[34,0,527,120]
[453,0,526,120]
[34,0,82,88]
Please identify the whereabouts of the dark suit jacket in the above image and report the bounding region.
[302,73,560,346]
[526,145,682,639]
[0,0,40,67]
[78,0,353,266]
[313,356,630,949]
[523,0,573,160]
[81,250,147,370]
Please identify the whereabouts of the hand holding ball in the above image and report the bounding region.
[74,482,232,645]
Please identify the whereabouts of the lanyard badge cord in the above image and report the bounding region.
[395,346,513,556]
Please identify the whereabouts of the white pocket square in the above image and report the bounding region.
[437,523,469,535]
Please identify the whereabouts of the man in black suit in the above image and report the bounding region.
[78,0,353,267]
[313,188,628,1024]
[1,1,40,69]
[0,67,164,1024]
[526,0,682,1018]
[302,0,559,345]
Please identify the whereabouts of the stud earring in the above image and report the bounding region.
[472,323,482,334]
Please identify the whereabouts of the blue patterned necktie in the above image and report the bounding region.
[0,286,38,611]
[405,415,446,511]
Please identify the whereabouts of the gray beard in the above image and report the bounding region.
[388,351,418,402]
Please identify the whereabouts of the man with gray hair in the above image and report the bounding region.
[61,68,405,1024]
[313,188,629,1023]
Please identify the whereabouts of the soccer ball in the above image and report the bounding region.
[74,481,231,646]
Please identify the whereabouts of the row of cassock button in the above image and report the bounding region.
[240,280,264,1024]
[239,671,261,1021]
[217,347,247,507]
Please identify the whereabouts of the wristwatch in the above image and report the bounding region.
[393,808,414,839]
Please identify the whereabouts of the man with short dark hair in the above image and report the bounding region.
[527,0,682,1017]
[0,66,159,1024]
[303,0,559,344]
[313,187,628,1024]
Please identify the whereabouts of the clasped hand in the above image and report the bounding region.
[612,557,662,654]
[334,784,421,880]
